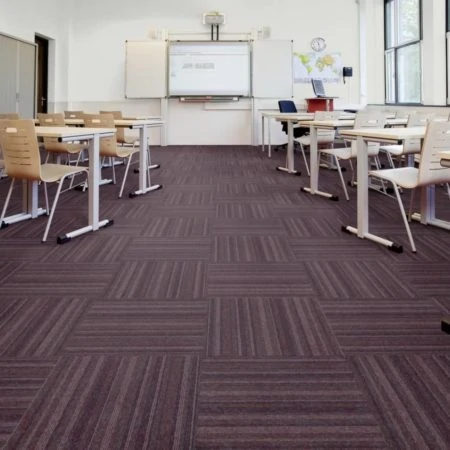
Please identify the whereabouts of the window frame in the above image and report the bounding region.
[384,0,423,105]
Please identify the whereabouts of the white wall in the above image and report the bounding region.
[67,0,360,145]
[0,0,71,110]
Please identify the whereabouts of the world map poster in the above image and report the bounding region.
[293,52,342,83]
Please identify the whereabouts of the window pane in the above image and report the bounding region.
[385,50,396,103]
[385,0,395,48]
[398,0,420,44]
[397,43,421,103]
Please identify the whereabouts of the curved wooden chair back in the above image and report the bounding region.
[99,110,126,143]
[38,113,70,153]
[0,113,19,120]
[83,113,118,157]
[350,112,387,157]
[64,110,84,119]
[0,119,42,180]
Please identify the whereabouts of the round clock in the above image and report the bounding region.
[311,37,326,52]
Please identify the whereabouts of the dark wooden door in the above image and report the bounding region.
[35,35,48,114]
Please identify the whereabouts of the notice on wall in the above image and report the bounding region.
[293,52,342,83]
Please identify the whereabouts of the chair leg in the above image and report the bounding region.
[335,156,349,201]
[392,182,416,252]
[408,187,417,219]
[300,143,310,176]
[0,178,15,224]
[119,154,133,198]
[43,182,49,214]
[42,176,67,242]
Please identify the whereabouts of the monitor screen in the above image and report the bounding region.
[311,78,326,97]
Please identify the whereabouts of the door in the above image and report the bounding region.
[35,35,48,114]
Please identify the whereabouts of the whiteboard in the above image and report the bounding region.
[168,41,251,97]
[252,40,293,98]
[125,41,166,98]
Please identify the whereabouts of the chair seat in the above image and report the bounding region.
[114,145,140,158]
[369,166,419,189]
[41,163,87,183]
[320,146,352,160]
[379,143,421,156]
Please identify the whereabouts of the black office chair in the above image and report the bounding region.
[276,100,309,155]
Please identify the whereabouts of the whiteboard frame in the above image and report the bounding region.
[167,40,252,98]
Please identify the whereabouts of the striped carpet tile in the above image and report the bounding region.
[142,217,210,237]
[281,217,347,238]
[212,235,295,262]
[0,297,88,357]
[0,263,118,297]
[195,359,388,449]
[5,355,198,450]
[305,261,416,299]
[395,262,450,297]
[64,301,208,353]
[352,354,450,450]
[321,299,450,353]
[123,237,211,261]
[105,261,206,300]
[207,297,342,357]
[0,360,55,448]
[207,263,315,297]
[161,191,214,206]
[216,203,274,219]
[211,218,285,236]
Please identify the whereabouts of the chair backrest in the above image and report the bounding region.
[0,119,42,180]
[83,113,117,157]
[313,110,340,143]
[37,113,68,152]
[99,110,126,143]
[418,121,450,186]
[64,110,84,119]
[350,112,387,157]
[278,100,298,114]
[402,112,434,153]
[0,113,20,120]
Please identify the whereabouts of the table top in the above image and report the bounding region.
[114,119,165,128]
[339,126,426,142]
[35,126,116,138]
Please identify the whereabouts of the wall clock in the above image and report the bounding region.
[311,37,326,52]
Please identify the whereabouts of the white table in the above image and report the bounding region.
[113,119,164,197]
[338,126,427,252]
[299,119,355,200]
[1,126,116,243]
[260,112,313,160]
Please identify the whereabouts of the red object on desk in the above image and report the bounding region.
[305,97,335,113]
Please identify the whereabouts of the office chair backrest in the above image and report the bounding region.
[278,100,298,114]
[0,120,41,180]
[418,121,450,186]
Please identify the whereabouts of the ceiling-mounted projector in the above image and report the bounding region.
[202,12,225,25]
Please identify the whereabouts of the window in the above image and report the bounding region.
[385,0,422,104]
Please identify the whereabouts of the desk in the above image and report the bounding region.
[113,119,164,197]
[339,126,426,252]
[2,126,116,243]
[305,97,335,113]
[260,112,313,159]
[299,120,355,199]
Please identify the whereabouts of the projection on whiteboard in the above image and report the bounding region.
[168,41,251,97]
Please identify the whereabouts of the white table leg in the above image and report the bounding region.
[276,120,299,175]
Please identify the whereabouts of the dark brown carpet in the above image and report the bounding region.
[0,145,449,449]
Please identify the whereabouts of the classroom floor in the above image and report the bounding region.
[0,145,449,449]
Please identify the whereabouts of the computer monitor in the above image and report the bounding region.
[311,78,326,97]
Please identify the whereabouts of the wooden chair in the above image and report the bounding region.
[99,110,137,147]
[0,113,20,120]
[0,120,88,242]
[83,113,139,197]
[369,121,450,252]
[64,110,84,119]
[37,113,87,167]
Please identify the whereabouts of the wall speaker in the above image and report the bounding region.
[343,67,353,77]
